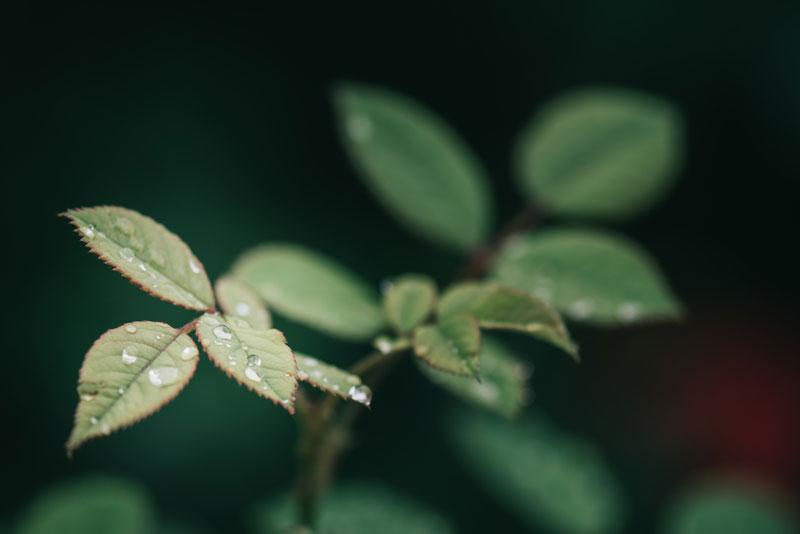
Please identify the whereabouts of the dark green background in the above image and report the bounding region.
[2,2,798,532]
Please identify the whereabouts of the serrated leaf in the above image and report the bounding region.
[233,244,383,341]
[333,83,492,251]
[16,477,154,534]
[439,281,577,359]
[413,313,480,377]
[383,274,437,334]
[515,87,683,220]
[418,337,529,418]
[66,321,200,454]
[215,275,272,329]
[296,353,372,406]
[492,228,682,326]
[195,314,297,413]
[663,483,796,534]
[63,206,214,311]
[449,410,626,534]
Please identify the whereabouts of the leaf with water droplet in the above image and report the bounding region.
[214,275,272,329]
[195,314,297,413]
[439,281,577,359]
[449,409,626,534]
[333,83,493,251]
[382,274,437,334]
[418,337,529,419]
[232,244,383,340]
[492,228,683,326]
[62,206,214,311]
[66,321,199,455]
[413,313,480,377]
[515,87,684,220]
[295,353,371,405]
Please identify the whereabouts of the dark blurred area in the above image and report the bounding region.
[1,1,798,532]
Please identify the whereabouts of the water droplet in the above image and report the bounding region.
[188,258,202,274]
[180,345,198,360]
[117,387,125,395]
[125,324,138,334]
[119,247,134,261]
[347,114,373,142]
[115,217,134,235]
[150,249,166,267]
[244,367,262,382]
[121,346,138,365]
[312,369,323,379]
[617,302,641,322]
[81,225,95,239]
[247,354,262,367]
[154,334,163,340]
[348,384,372,406]
[90,416,99,425]
[568,298,594,319]
[81,393,96,402]
[297,370,309,381]
[303,357,318,367]
[474,382,499,402]
[101,423,111,435]
[138,262,148,272]
[148,366,180,387]
[235,302,251,316]
[213,325,233,340]
[375,337,393,355]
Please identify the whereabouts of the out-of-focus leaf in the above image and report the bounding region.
[383,274,437,334]
[438,282,577,359]
[233,245,383,341]
[333,83,492,251]
[215,275,272,329]
[295,353,372,406]
[66,322,199,455]
[16,477,154,534]
[413,314,480,377]
[195,314,297,413]
[449,409,626,534]
[418,337,530,418]
[515,87,683,220]
[62,206,214,310]
[492,228,682,326]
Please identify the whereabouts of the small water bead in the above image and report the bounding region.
[347,114,373,143]
[81,225,96,239]
[80,393,96,402]
[235,302,251,316]
[375,338,393,355]
[148,366,180,387]
[114,217,135,235]
[154,334,163,341]
[348,385,372,406]
[180,345,199,360]
[121,346,138,365]
[247,354,262,367]
[617,301,641,323]
[213,325,233,341]
[119,247,135,261]
[297,371,309,381]
[117,387,125,395]
[244,367,262,382]
[90,416,99,425]
[125,324,138,334]
[474,382,499,402]
[101,423,111,435]
[188,258,202,274]
[568,298,594,320]
[311,369,323,379]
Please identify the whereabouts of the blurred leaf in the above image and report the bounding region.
[215,275,272,329]
[515,87,683,219]
[450,409,626,534]
[251,481,455,534]
[296,353,372,406]
[66,322,199,455]
[233,245,383,341]
[62,206,214,310]
[16,476,154,534]
[418,337,529,418]
[333,83,492,251]
[195,314,297,413]
[492,228,682,326]
[413,314,481,377]
[383,274,437,334]
[663,483,797,534]
[439,281,577,358]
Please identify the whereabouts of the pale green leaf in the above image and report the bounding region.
[664,483,797,534]
[383,274,437,333]
[439,281,577,359]
[233,245,383,340]
[16,477,154,534]
[296,353,372,406]
[215,275,272,329]
[63,206,214,311]
[492,228,682,325]
[413,313,480,377]
[252,482,456,534]
[195,313,297,413]
[66,321,200,455]
[515,87,683,219]
[333,83,492,251]
[418,337,530,418]
[450,410,626,534]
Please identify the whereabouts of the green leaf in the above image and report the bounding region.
[296,353,372,406]
[233,244,383,341]
[333,83,492,251]
[66,321,200,455]
[16,477,154,534]
[663,483,797,534]
[195,313,298,413]
[439,281,577,358]
[251,482,456,534]
[418,337,529,418]
[515,87,683,219]
[413,313,481,377]
[215,275,272,329]
[383,274,437,334]
[62,206,214,311]
[491,228,683,325]
[450,410,626,534]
